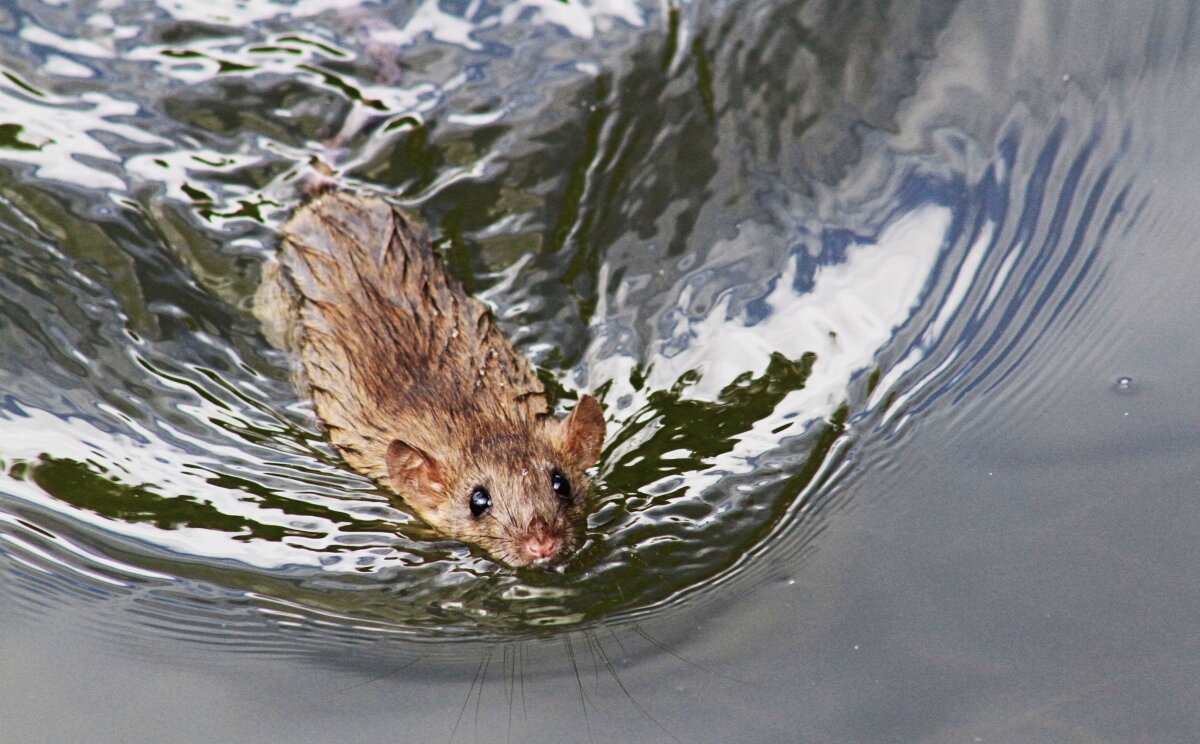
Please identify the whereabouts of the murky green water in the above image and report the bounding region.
[2,0,1199,741]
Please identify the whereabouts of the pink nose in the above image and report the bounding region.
[524,534,561,563]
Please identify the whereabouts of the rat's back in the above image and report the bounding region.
[258,192,549,482]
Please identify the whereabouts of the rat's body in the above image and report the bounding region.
[257,192,604,567]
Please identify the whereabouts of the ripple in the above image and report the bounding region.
[0,0,1137,648]
[858,112,1140,447]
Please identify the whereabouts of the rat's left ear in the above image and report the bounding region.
[554,394,606,470]
[386,439,445,511]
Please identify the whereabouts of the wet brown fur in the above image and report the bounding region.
[257,193,605,567]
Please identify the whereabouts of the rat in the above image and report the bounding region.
[256,192,605,567]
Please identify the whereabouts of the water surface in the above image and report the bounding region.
[1,0,1198,741]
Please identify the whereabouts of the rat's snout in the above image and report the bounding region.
[522,532,562,564]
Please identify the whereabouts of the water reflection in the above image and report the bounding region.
[0,0,951,639]
[2,0,1197,740]
[0,0,1138,646]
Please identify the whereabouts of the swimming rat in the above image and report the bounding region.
[257,192,605,567]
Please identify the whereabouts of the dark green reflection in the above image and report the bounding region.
[26,456,265,535]
[0,124,42,151]
[19,456,394,543]
[606,351,818,493]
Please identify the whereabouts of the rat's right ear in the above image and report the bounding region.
[386,440,445,508]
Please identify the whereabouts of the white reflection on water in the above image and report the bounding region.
[155,0,372,26]
[371,0,647,49]
[0,402,370,570]
[4,0,653,211]
[591,204,951,492]
[0,509,173,586]
[0,82,168,191]
[868,215,996,434]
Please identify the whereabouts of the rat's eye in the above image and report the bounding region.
[469,487,492,518]
[551,471,571,500]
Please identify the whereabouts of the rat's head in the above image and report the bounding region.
[385,395,606,568]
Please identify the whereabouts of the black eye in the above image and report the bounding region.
[469,487,492,518]
[551,471,571,500]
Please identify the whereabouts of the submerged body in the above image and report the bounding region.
[258,193,605,567]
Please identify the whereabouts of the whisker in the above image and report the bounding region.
[336,655,421,692]
[587,630,681,743]
[632,625,751,686]
[563,634,594,744]
[448,653,487,744]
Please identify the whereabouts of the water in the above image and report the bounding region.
[2,0,1199,741]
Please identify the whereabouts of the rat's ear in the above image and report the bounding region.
[386,440,445,507]
[555,394,606,470]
